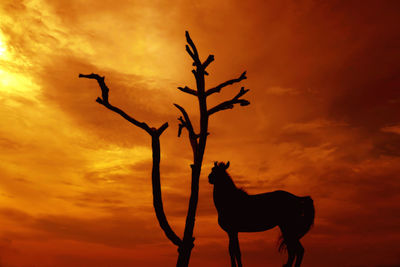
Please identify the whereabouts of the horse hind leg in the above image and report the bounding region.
[294,241,304,267]
[282,240,296,267]
[280,225,296,267]
[284,238,304,267]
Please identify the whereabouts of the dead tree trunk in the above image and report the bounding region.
[79,31,249,267]
[175,31,249,266]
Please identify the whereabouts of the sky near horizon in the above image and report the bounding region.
[1,0,400,266]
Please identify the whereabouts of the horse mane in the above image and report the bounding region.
[222,169,248,197]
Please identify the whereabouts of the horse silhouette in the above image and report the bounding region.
[208,161,314,267]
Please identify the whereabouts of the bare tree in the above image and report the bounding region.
[79,31,249,267]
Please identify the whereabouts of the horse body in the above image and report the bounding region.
[215,190,302,232]
[209,162,314,267]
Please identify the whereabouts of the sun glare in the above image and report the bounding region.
[0,33,8,60]
[0,30,40,100]
[0,41,6,58]
[0,69,40,102]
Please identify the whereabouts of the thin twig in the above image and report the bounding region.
[174,104,198,140]
[205,71,247,96]
[185,31,201,67]
[207,87,250,116]
[79,73,165,135]
[177,86,197,96]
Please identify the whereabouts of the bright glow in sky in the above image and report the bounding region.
[0,40,6,58]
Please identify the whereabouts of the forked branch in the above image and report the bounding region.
[185,31,201,68]
[206,71,247,96]
[185,31,215,75]
[207,87,250,116]
[78,73,182,247]
[78,73,168,135]
[174,104,198,140]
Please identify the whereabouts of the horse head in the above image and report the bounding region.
[208,161,230,184]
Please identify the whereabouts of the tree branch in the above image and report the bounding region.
[207,87,250,116]
[174,104,198,140]
[156,122,169,136]
[177,86,197,96]
[174,103,199,160]
[185,31,201,67]
[79,73,164,135]
[202,55,214,70]
[205,71,247,96]
[79,73,182,247]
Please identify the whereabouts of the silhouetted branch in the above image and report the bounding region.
[156,122,169,136]
[79,73,182,247]
[79,73,165,135]
[202,55,215,69]
[185,31,201,67]
[177,86,197,96]
[174,104,198,140]
[206,71,247,96]
[207,87,250,116]
[79,73,109,103]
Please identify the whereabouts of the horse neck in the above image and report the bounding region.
[214,172,239,194]
[213,172,246,212]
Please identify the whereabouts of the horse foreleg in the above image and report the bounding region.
[228,233,237,267]
[228,232,242,267]
[232,232,242,267]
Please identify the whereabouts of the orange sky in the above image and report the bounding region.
[1,0,400,266]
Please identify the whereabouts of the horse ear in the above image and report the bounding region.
[225,161,230,169]
[214,161,218,167]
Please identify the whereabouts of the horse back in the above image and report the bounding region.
[250,190,299,205]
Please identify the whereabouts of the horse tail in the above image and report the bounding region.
[278,196,314,252]
[278,235,286,252]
